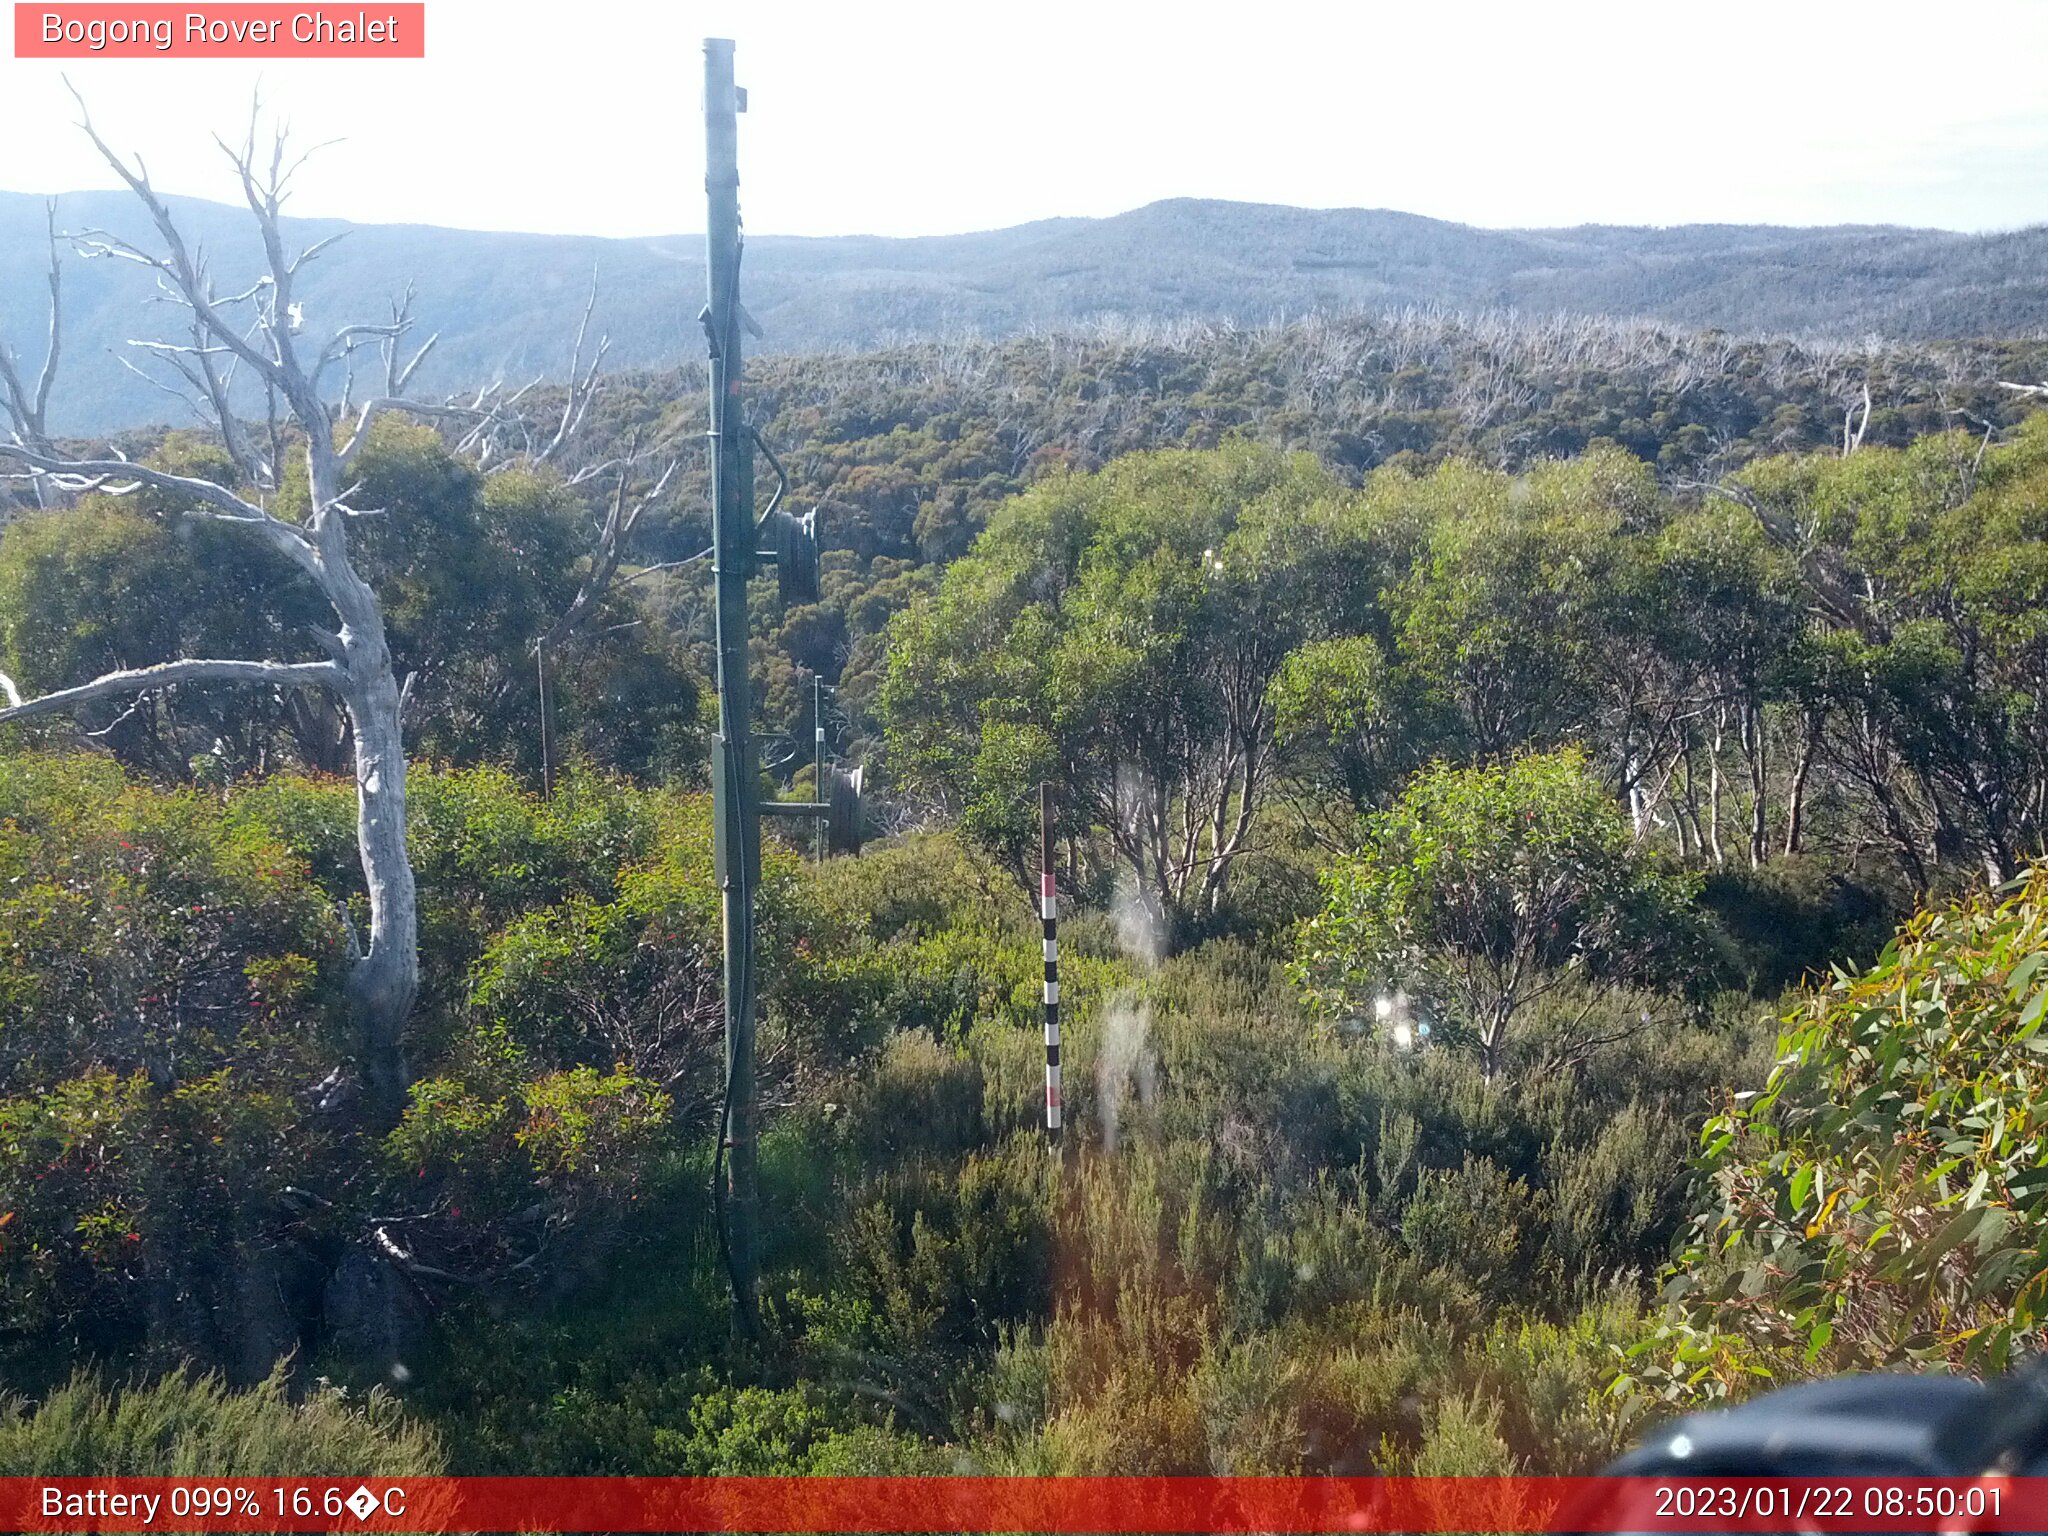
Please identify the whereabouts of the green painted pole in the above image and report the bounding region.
[703,35,762,1338]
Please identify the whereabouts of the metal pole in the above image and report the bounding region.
[1040,782,1062,1144]
[703,35,761,1336]
[813,674,826,864]
[536,642,553,801]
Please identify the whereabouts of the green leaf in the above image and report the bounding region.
[2018,984,2048,1043]
[1806,1317,1834,1360]
[1915,1205,1994,1274]
[1789,1163,1815,1210]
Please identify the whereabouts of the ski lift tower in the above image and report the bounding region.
[701,36,863,1336]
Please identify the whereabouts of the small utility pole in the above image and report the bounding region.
[813,673,827,864]
[535,644,554,800]
[1040,782,1062,1144]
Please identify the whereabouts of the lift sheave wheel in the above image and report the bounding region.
[825,763,865,856]
[772,506,821,606]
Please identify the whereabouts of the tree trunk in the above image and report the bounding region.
[1784,715,1818,856]
[1707,713,1726,866]
[1868,764,1931,894]
[536,642,554,800]
[1742,698,1767,868]
[0,106,456,1135]
[343,673,416,1124]
[326,554,417,1126]
[1677,744,1706,856]
[1479,1000,1512,1084]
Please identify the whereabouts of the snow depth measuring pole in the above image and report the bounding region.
[700,37,862,1335]
[1041,782,1062,1143]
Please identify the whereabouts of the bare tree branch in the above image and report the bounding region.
[112,350,210,424]
[392,331,437,395]
[336,397,495,472]
[29,199,62,435]
[0,443,319,566]
[535,264,607,465]
[66,87,293,396]
[0,658,342,727]
[615,548,712,588]
[288,227,350,277]
[1843,378,1872,456]
[0,201,63,507]
[538,446,678,654]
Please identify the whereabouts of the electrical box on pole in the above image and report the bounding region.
[700,37,865,1339]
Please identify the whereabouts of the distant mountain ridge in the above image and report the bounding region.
[3,190,2044,434]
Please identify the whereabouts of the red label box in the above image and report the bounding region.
[14,4,425,57]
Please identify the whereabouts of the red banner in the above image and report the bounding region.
[13,5,424,58]
[0,1475,2040,1532]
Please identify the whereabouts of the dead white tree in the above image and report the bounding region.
[0,200,62,511]
[1843,378,1873,456]
[533,435,681,795]
[0,98,507,1122]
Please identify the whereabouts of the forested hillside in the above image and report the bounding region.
[7,288,2048,1477]
[6,187,2048,432]
[535,311,2048,794]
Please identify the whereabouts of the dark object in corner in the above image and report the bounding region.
[1565,1363,2048,1532]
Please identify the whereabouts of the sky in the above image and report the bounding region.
[3,0,2048,239]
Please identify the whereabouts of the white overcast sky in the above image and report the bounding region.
[3,0,2047,238]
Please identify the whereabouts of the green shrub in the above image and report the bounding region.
[837,1031,984,1168]
[649,1382,874,1474]
[0,1068,307,1373]
[0,1367,443,1476]
[800,833,1125,1045]
[1544,1100,1694,1281]
[1193,1333,1308,1473]
[1295,749,1702,1079]
[384,1065,671,1269]
[1400,1155,1545,1305]
[1409,1390,1518,1475]
[0,753,346,1088]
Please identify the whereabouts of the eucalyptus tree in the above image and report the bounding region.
[883,442,1362,943]
[1718,421,2048,886]
[1384,450,1649,764]
[1293,750,1701,1080]
[1630,502,1806,865]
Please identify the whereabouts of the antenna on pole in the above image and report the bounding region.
[700,37,863,1338]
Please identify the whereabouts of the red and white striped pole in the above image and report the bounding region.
[1040,781,1061,1144]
